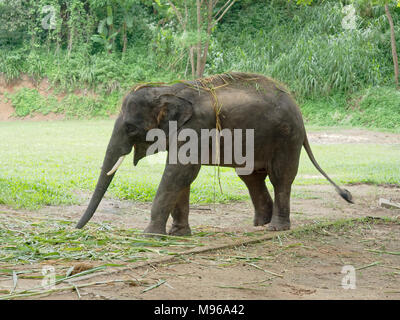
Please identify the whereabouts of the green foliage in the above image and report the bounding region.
[353,86,400,128]
[9,89,58,117]
[0,177,75,209]
[269,30,388,96]
[301,94,351,126]
[91,5,119,53]
[7,88,121,119]
[1,0,400,128]
[212,0,397,96]
[61,92,121,118]
[0,50,26,81]
[2,0,399,97]
[301,86,400,129]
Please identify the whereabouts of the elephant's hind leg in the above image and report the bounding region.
[268,145,301,231]
[168,186,191,236]
[238,171,273,226]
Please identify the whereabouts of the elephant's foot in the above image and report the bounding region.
[143,223,167,237]
[253,212,272,227]
[266,217,290,231]
[168,224,191,236]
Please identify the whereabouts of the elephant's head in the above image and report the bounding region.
[76,86,193,228]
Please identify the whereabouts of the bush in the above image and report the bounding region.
[9,88,58,117]
[354,87,400,129]
[300,86,400,130]
[8,88,122,119]
[0,50,26,81]
[212,0,396,97]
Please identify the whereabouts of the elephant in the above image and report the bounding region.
[76,72,352,235]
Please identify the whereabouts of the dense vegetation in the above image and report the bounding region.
[1,0,400,129]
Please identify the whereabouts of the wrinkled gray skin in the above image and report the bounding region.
[76,72,352,235]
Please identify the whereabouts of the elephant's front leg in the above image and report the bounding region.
[168,186,191,236]
[144,163,200,235]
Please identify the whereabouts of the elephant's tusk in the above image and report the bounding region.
[107,156,126,176]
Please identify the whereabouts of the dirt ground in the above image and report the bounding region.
[0,183,399,300]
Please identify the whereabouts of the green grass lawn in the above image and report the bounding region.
[0,120,399,209]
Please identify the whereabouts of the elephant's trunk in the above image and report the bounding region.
[76,114,133,229]
[76,149,128,229]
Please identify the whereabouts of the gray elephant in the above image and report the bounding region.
[76,72,352,235]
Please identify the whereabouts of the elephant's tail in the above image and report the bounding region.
[303,134,353,203]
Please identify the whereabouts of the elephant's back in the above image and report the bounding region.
[180,72,305,144]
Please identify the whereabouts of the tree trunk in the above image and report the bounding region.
[122,22,127,53]
[196,0,202,78]
[189,46,196,79]
[385,4,399,89]
[67,27,73,57]
[108,22,114,54]
[168,0,236,79]
[199,1,214,78]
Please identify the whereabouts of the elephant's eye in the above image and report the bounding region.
[125,123,138,136]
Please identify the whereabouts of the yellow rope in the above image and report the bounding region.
[193,78,225,194]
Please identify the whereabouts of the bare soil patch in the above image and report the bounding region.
[0,74,99,121]
[0,184,399,300]
[308,129,400,145]
[100,219,399,300]
[0,75,64,121]
[0,99,14,121]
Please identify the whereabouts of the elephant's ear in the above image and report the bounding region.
[155,93,193,135]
